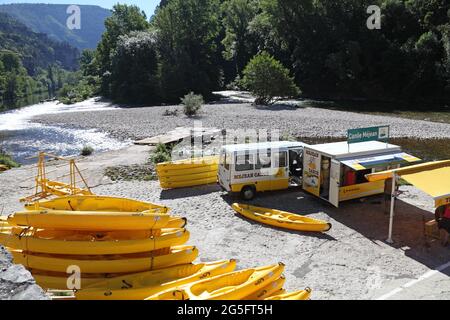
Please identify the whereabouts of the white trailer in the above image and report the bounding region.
[302,141,421,207]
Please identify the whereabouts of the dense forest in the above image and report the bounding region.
[0,12,80,109]
[71,0,449,108]
[2,0,449,110]
[0,4,111,50]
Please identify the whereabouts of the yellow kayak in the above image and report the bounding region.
[11,245,198,274]
[265,288,312,300]
[42,180,92,197]
[242,275,286,300]
[8,210,170,231]
[2,216,185,231]
[157,164,218,178]
[25,195,169,214]
[167,217,187,228]
[76,260,237,300]
[159,171,217,183]
[160,177,217,189]
[232,203,332,232]
[32,270,130,290]
[156,156,219,170]
[146,263,285,300]
[0,228,189,255]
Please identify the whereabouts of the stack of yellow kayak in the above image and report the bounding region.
[232,203,332,232]
[156,156,219,189]
[1,194,314,300]
[145,263,312,301]
[0,195,196,289]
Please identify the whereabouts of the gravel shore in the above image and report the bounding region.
[1,95,450,300]
[34,98,450,141]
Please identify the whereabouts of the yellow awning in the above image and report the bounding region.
[366,160,450,207]
[341,152,420,171]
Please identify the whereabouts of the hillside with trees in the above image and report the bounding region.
[0,12,80,109]
[0,4,111,50]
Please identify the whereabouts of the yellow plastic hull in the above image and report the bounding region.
[166,217,187,229]
[156,156,219,170]
[76,260,237,300]
[160,171,217,183]
[160,177,217,189]
[11,245,198,274]
[265,288,312,300]
[157,164,218,178]
[232,203,331,232]
[242,276,285,300]
[0,228,189,255]
[146,263,285,300]
[25,195,169,214]
[8,210,170,231]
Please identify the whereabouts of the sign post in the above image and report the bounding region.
[347,125,390,151]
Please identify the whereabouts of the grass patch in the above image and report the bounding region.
[105,164,156,181]
[0,149,19,168]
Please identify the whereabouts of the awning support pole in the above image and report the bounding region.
[387,173,397,244]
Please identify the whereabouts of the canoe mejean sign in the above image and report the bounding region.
[347,126,390,144]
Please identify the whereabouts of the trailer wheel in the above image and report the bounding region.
[240,185,256,200]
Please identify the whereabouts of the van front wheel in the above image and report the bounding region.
[240,186,256,200]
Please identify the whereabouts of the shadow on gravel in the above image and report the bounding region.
[160,184,222,200]
[221,186,450,270]
[253,103,303,111]
[329,197,450,270]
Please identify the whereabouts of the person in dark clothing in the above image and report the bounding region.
[435,204,450,246]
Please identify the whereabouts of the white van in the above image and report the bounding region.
[218,141,308,200]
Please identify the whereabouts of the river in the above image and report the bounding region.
[0,98,130,164]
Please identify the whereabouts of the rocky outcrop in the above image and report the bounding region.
[0,247,48,300]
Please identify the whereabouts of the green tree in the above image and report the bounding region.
[241,51,299,105]
[96,4,150,96]
[221,0,260,75]
[152,0,223,102]
[111,31,160,104]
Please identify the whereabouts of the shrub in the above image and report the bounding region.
[163,109,179,117]
[0,149,19,168]
[151,143,172,164]
[81,145,94,156]
[241,52,300,105]
[181,92,204,117]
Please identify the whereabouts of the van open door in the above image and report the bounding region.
[329,159,341,207]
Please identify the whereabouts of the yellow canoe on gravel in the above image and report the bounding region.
[2,216,186,231]
[160,177,218,190]
[156,156,219,171]
[157,164,218,178]
[232,203,332,232]
[25,195,169,214]
[76,260,237,300]
[11,245,198,274]
[8,210,170,231]
[32,270,133,290]
[0,228,189,255]
[146,263,285,300]
[265,288,312,300]
[242,275,286,300]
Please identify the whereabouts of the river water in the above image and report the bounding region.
[0,98,130,164]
